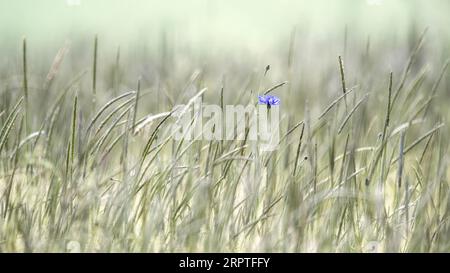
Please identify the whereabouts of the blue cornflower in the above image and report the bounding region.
[258,95,280,108]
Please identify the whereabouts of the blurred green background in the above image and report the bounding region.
[1,0,449,121]
[1,0,449,53]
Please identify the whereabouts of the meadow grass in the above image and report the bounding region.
[0,26,449,253]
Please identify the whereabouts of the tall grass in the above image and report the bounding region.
[0,25,449,253]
